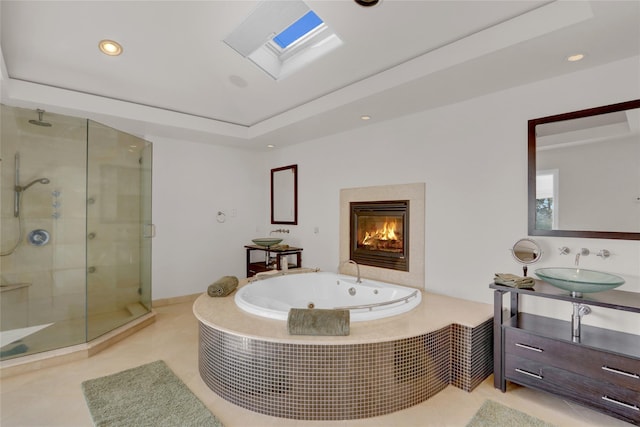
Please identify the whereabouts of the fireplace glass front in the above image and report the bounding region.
[350,201,408,271]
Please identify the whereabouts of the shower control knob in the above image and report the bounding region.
[88,232,96,240]
[87,266,96,273]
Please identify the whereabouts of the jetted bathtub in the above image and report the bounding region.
[234,271,422,321]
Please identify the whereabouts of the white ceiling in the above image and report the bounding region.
[1,1,638,150]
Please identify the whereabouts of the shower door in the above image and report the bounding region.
[0,105,152,360]
[86,120,152,341]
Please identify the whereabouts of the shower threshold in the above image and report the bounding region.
[0,323,54,348]
[0,311,155,379]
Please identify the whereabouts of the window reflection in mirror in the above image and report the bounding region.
[535,169,558,230]
[528,99,640,240]
[271,164,298,225]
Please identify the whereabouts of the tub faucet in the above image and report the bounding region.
[345,260,362,284]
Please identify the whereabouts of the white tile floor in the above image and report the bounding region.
[0,301,631,426]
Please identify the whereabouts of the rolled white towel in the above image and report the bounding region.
[207,276,239,297]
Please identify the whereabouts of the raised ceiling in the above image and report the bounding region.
[1,1,638,149]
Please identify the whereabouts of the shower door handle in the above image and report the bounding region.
[143,224,156,238]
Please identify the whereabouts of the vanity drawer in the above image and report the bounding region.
[504,327,640,391]
[505,354,640,424]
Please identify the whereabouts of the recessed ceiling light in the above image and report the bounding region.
[99,40,123,56]
[566,53,585,62]
[355,0,380,6]
[361,115,371,121]
[267,144,275,148]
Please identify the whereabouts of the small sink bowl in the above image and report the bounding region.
[251,238,283,247]
[535,267,625,296]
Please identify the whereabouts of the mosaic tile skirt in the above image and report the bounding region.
[198,319,492,420]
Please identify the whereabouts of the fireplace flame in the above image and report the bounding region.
[362,219,398,246]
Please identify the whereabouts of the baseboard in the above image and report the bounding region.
[152,293,202,307]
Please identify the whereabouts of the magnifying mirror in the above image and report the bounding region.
[511,238,542,276]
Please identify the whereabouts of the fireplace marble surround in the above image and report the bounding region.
[340,183,425,289]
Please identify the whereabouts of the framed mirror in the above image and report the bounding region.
[271,164,298,225]
[528,99,640,240]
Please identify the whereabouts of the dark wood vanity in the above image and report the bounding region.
[245,245,303,277]
[491,281,640,424]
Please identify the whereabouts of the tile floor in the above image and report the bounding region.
[0,300,631,426]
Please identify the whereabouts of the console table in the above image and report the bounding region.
[245,245,303,277]
[491,280,640,425]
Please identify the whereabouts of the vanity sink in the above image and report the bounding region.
[251,238,283,247]
[535,267,625,296]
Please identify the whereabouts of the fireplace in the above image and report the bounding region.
[350,200,409,271]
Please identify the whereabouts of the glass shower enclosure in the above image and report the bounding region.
[0,104,152,360]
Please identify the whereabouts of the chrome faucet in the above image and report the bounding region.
[575,248,589,267]
[270,229,290,234]
[344,260,362,283]
[572,303,591,340]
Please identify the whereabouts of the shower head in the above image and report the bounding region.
[28,109,52,127]
[18,178,50,192]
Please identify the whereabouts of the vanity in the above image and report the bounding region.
[491,281,640,424]
[245,245,303,277]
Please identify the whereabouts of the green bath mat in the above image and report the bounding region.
[82,360,223,427]
[467,400,556,427]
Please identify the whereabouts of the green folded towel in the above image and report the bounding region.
[207,276,239,297]
[494,273,535,289]
[287,308,350,336]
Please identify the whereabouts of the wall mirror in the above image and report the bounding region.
[528,99,640,240]
[271,164,298,225]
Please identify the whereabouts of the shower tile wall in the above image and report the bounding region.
[1,106,87,341]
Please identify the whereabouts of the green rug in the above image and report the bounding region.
[82,360,224,427]
[467,400,556,427]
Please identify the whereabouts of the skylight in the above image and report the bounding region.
[273,11,324,49]
[223,1,342,80]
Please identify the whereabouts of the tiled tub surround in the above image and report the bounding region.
[193,279,493,420]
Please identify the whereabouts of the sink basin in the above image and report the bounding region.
[251,238,283,247]
[535,267,625,296]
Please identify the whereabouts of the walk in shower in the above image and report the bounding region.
[0,104,152,361]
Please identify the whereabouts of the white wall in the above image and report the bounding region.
[140,56,638,335]
[150,136,265,300]
[265,56,640,334]
[538,136,639,232]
